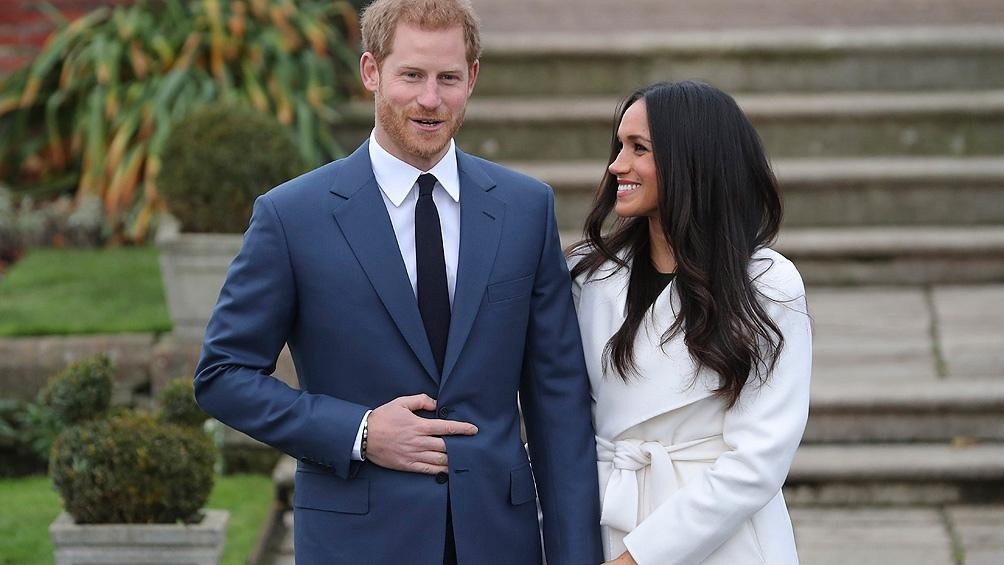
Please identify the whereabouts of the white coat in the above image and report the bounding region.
[571,247,812,565]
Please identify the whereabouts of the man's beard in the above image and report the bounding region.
[375,90,465,162]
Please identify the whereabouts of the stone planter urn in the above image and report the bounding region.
[49,510,229,565]
[157,230,243,342]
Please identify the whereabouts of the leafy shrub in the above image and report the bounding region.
[39,354,113,425]
[0,0,360,241]
[0,399,48,477]
[158,103,305,232]
[158,377,208,428]
[14,400,62,463]
[222,444,282,475]
[15,354,114,462]
[50,411,216,523]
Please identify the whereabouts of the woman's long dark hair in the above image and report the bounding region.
[569,81,784,408]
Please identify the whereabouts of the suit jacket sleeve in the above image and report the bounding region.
[622,262,812,564]
[519,187,604,565]
[193,194,368,479]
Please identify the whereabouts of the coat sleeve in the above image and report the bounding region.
[566,252,584,310]
[520,187,604,565]
[193,194,368,480]
[622,259,812,564]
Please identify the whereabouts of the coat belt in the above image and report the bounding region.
[595,434,728,532]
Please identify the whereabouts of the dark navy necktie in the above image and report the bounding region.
[415,173,450,374]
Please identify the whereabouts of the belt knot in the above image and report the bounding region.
[595,434,727,533]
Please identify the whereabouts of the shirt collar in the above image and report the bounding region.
[369,131,460,207]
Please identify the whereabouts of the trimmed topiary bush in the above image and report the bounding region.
[158,377,208,428]
[158,104,306,233]
[40,354,113,425]
[17,354,114,462]
[50,411,216,524]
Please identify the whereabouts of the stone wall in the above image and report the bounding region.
[0,334,299,406]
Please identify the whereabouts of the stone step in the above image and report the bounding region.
[337,91,1004,161]
[475,27,1004,97]
[472,0,1004,35]
[561,226,1004,284]
[510,157,1004,229]
[778,226,1004,284]
[784,443,1004,505]
[805,379,1004,443]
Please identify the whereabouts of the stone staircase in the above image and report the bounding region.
[786,284,1004,509]
[336,26,1004,284]
[262,15,1004,565]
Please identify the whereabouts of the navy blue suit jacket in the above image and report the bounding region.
[194,142,603,564]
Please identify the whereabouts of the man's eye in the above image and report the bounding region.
[405,72,420,79]
[440,74,459,82]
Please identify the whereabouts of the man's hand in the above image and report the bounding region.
[365,394,478,475]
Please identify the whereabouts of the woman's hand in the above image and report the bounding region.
[602,551,638,565]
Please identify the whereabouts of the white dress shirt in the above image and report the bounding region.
[352,132,463,459]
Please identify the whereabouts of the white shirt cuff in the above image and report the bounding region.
[351,410,372,460]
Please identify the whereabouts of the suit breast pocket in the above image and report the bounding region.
[487,274,534,305]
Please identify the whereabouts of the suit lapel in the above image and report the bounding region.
[441,151,504,387]
[329,142,440,384]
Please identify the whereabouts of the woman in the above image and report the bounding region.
[568,81,811,565]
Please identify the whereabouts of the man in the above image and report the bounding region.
[193,0,602,563]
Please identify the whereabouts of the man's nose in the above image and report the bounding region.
[417,79,442,110]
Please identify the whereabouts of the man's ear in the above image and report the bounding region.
[467,59,479,97]
[360,52,380,93]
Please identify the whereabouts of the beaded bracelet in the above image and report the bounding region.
[360,416,369,461]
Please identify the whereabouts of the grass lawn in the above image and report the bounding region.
[0,474,273,565]
[0,247,171,336]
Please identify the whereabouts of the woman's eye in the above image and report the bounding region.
[634,143,648,153]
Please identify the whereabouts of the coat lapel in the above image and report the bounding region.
[440,151,504,387]
[585,262,717,440]
[329,142,440,384]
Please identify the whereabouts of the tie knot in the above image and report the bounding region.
[417,173,438,198]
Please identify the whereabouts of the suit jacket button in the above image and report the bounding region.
[438,407,450,418]
[435,472,449,484]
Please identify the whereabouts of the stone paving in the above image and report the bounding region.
[792,506,1004,565]
[792,507,956,564]
[266,506,1004,565]
[809,287,939,381]
[933,286,1004,378]
[808,284,1004,382]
